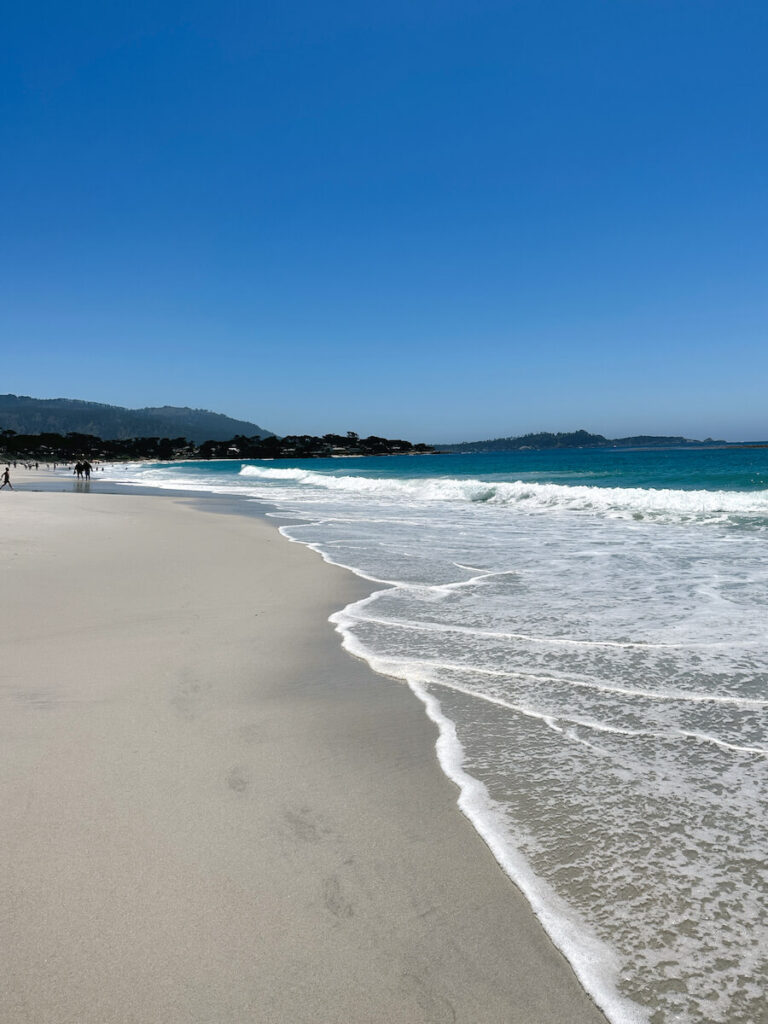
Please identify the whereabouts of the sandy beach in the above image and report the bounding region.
[0,476,607,1024]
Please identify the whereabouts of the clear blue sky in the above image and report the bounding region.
[3,1,767,442]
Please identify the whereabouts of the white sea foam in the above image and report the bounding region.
[332,609,651,1024]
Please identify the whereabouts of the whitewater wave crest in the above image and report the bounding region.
[238,465,768,521]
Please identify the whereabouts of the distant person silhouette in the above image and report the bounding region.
[83,461,91,480]
[0,466,13,490]
[74,462,83,478]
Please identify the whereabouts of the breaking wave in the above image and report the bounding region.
[239,465,768,522]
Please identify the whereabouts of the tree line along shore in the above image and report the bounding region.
[0,429,435,463]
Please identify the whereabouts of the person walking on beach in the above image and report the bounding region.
[82,460,91,480]
[0,466,13,490]
[74,462,83,478]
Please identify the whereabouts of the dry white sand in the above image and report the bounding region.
[0,480,608,1023]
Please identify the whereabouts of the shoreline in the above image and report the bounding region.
[1,477,608,1022]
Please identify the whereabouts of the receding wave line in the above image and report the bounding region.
[352,652,768,708]
[239,465,768,520]
[344,609,749,651]
[393,669,768,758]
[571,717,768,758]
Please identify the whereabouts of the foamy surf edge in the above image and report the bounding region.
[279,525,649,1024]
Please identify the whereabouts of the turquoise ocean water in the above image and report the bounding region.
[103,449,768,1024]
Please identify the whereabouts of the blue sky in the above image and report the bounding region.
[3,1,767,442]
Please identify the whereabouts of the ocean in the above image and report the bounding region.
[101,448,768,1024]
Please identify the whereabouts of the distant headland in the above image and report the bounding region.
[433,429,749,452]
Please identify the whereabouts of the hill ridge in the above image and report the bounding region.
[0,395,273,445]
